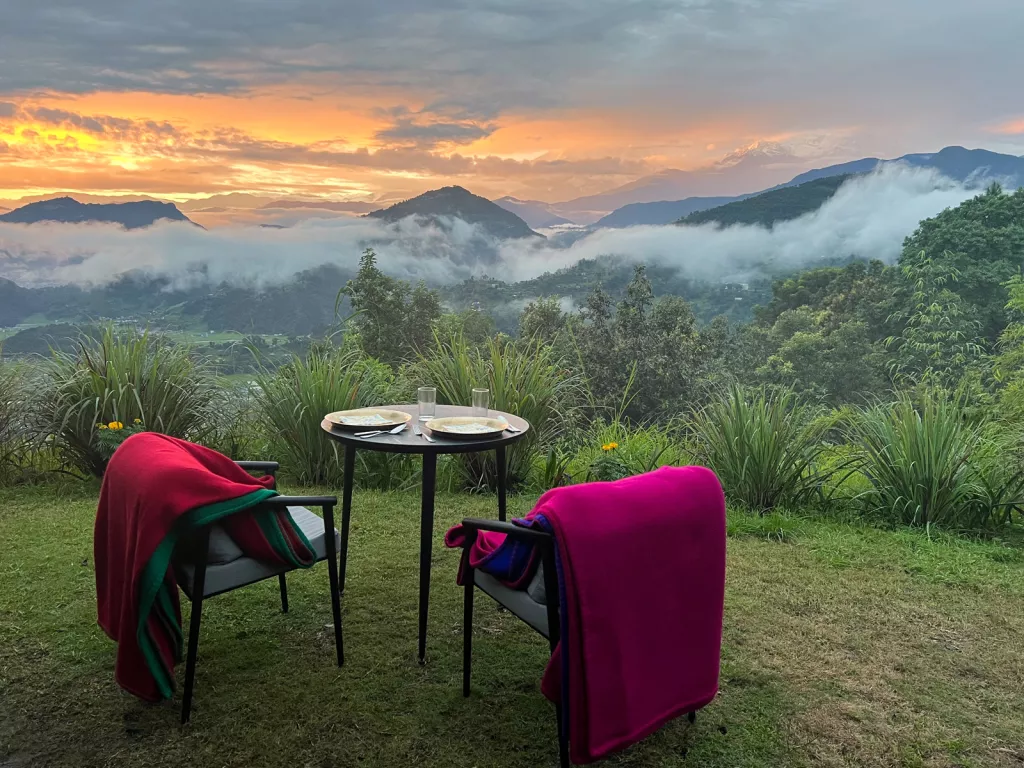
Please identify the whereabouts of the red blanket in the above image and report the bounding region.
[94,433,316,702]
[449,466,726,763]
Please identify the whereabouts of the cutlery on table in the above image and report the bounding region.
[504,423,521,433]
[413,425,434,443]
[357,423,407,439]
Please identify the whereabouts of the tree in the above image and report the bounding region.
[885,253,986,389]
[571,266,729,419]
[341,249,444,365]
[900,184,1024,339]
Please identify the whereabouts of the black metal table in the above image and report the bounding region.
[320,404,530,663]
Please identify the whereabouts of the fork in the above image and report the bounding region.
[413,424,434,443]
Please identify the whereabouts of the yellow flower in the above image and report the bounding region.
[98,424,108,430]
[609,442,618,449]
[133,418,142,424]
[601,442,619,452]
[108,421,123,430]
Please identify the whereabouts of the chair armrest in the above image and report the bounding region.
[460,517,553,544]
[235,460,280,475]
[262,495,338,508]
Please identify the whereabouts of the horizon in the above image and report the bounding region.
[3,1,1024,224]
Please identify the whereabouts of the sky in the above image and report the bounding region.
[2,0,1024,209]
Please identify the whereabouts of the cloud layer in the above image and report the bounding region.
[0,167,977,296]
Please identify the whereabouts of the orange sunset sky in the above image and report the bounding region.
[2,0,1023,212]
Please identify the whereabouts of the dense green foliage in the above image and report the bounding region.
[847,393,1024,530]
[38,327,215,476]
[4,186,1024,536]
[689,386,838,511]
[678,174,852,228]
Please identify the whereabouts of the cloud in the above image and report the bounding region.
[375,118,496,149]
[2,0,1022,159]
[0,166,980,296]
[0,102,16,118]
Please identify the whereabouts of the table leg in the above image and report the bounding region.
[496,444,507,522]
[339,444,355,592]
[418,451,437,664]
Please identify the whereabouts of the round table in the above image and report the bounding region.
[320,404,530,662]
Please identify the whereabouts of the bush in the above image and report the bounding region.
[39,327,215,477]
[418,334,581,489]
[254,344,395,486]
[566,418,687,485]
[0,360,33,484]
[847,392,1024,531]
[690,385,837,512]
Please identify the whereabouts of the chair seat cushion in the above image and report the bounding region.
[475,571,550,637]
[176,506,340,598]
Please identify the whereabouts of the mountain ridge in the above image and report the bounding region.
[367,185,542,239]
[0,196,196,229]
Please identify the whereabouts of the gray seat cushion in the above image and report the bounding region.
[475,571,550,637]
[176,507,341,598]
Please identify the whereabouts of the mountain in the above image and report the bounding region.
[678,175,853,228]
[589,146,1024,229]
[0,197,195,229]
[259,199,377,214]
[367,186,542,239]
[492,196,573,228]
[555,144,801,223]
[787,146,1024,188]
[594,195,744,228]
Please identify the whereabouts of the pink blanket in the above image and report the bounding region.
[450,465,726,763]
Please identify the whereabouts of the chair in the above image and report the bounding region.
[173,461,343,724]
[458,518,698,768]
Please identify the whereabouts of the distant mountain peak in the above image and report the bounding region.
[367,186,542,239]
[0,196,195,229]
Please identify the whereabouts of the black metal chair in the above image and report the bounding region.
[458,518,569,766]
[173,461,344,724]
[458,517,698,767]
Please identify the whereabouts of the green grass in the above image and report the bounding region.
[2,484,1023,767]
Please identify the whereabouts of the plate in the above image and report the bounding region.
[425,416,508,440]
[326,408,412,431]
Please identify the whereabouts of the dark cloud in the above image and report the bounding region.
[374,117,496,148]
[0,102,16,117]
[0,0,1016,143]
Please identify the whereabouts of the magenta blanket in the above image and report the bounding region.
[448,465,726,764]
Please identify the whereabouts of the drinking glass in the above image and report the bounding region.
[418,386,436,421]
[471,388,490,417]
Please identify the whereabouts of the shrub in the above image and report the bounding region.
[254,344,394,486]
[565,418,687,486]
[39,327,215,477]
[690,385,837,512]
[0,360,33,484]
[847,392,1024,531]
[418,334,581,489]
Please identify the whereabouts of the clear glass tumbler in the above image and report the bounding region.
[471,388,490,417]
[418,386,436,421]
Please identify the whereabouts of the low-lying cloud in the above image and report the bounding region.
[0,165,983,294]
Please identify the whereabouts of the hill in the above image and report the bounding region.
[594,195,743,228]
[787,146,1024,188]
[0,197,195,229]
[678,175,853,228]
[367,186,542,239]
[492,196,573,228]
[561,145,1024,222]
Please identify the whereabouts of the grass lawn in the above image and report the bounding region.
[2,483,1023,768]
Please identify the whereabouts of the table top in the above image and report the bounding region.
[320,404,531,455]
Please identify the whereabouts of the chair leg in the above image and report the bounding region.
[463,564,475,697]
[688,710,696,724]
[278,573,289,613]
[181,532,209,725]
[555,702,570,767]
[323,503,344,667]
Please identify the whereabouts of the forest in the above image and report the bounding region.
[3,184,1024,534]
